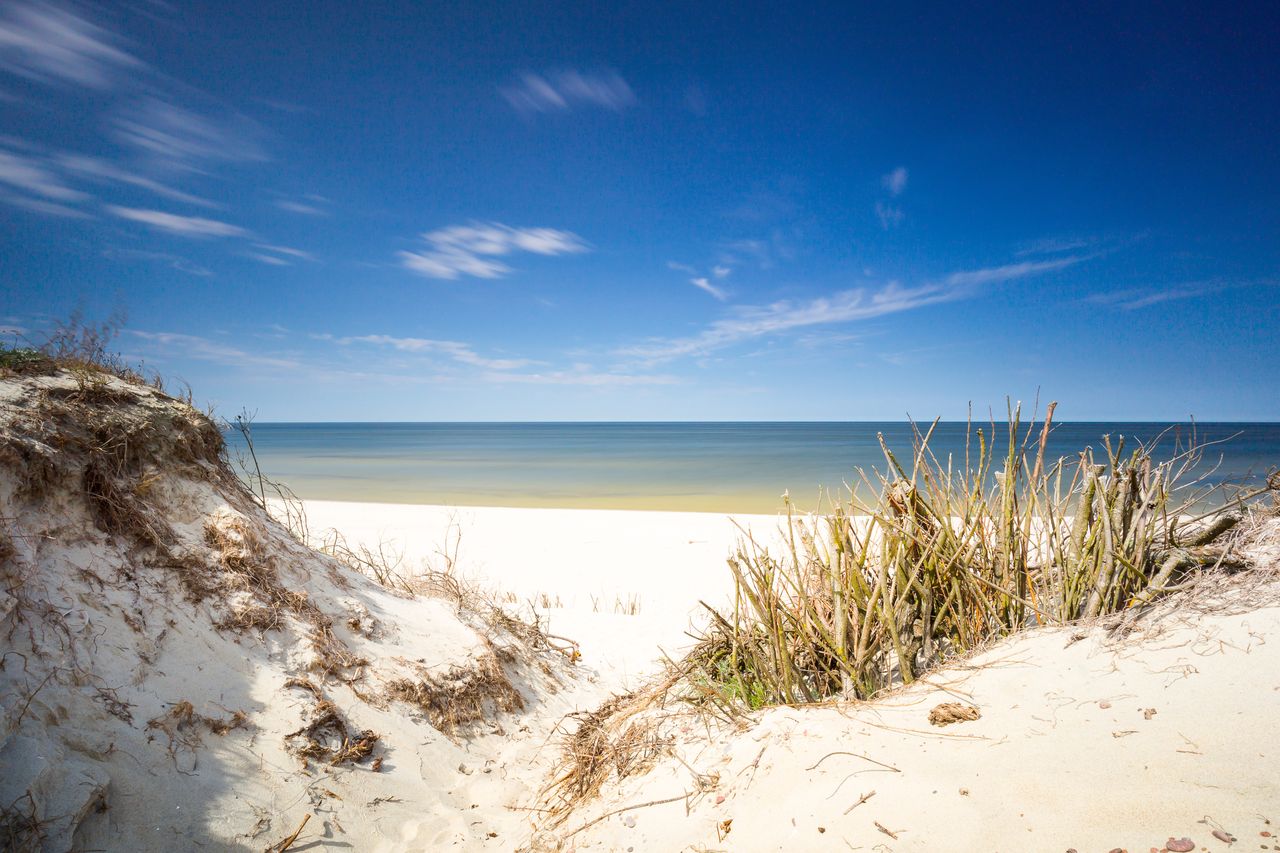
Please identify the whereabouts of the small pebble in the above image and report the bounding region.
[1166,838,1195,852]
[623,815,636,828]
[1214,830,1238,843]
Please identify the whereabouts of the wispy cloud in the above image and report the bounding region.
[112,96,266,168]
[482,366,678,386]
[398,221,589,280]
[0,189,89,217]
[719,236,791,270]
[669,260,732,300]
[251,243,315,265]
[275,199,326,216]
[130,330,299,370]
[103,247,213,277]
[247,252,288,266]
[323,333,535,371]
[107,205,248,237]
[501,70,635,113]
[690,276,728,301]
[1086,283,1217,311]
[943,256,1080,287]
[0,1,141,89]
[876,202,904,229]
[1015,236,1096,257]
[621,283,952,363]
[55,153,215,207]
[882,166,908,196]
[621,256,1085,364]
[0,148,87,200]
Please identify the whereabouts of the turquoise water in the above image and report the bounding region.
[224,422,1280,514]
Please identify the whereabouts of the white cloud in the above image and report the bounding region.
[247,252,289,266]
[252,243,315,262]
[690,276,728,301]
[107,205,248,237]
[621,284,951,363]
[327,333,534,371]
[1086,283,1215,311]
[55,153,216,207]
[667,261,697,274]
[720,236,791,270]
[398,221,589,280]
[0,189,90,217]
[112,97,266,168]
[0,1,141,89]
[621,256,1085,364]
[943,256,1079,287]
[1015,236,1095,257]
[712,265,731,279]
[876,202,904,229]
[501,70,635,113]
[882,166,908,196]
[482,367,678,386]
[0,148,86,200]
[276,199,326,216]
[103,247,213,277]
[130,330,299,370]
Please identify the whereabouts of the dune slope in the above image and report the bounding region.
[0,369,590,851]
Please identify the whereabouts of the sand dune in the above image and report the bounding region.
[3,366,1277,852]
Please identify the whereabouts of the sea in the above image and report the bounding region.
[221,422,1280,514]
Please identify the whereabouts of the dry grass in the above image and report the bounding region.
[0,793,46,853]
[0,311,173,395]
[145,700,251,755]
[536,690,673,829]
[674,404,1275,712]
[283,693,381,770]
[534,405,1278,833]
[386,642,525,736]
[317,529,414,595]
[203,517,368,679]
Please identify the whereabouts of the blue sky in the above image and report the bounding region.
[1,1,1277,421]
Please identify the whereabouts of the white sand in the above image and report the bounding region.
[307,499,1280,852]
[553,598,1280,851]
[5,367,1276,853]
[298,500,786,690]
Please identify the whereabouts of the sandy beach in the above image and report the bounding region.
[3,369,1278,853]
[6,2,1278,847]
[297,500,785,689]
[304,499,1280,852]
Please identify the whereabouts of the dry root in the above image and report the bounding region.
[928,702,981,726]
[536,687,674,830]
[283,684,380,770]
[146,700,250,754]
[386,644,523,736]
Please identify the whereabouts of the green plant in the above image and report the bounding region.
[683,402,1273,712]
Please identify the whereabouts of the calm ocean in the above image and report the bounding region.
[222,422,1280,514]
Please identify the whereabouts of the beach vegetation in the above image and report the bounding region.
[535,402,1278,832]
[680,402,1277,711]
